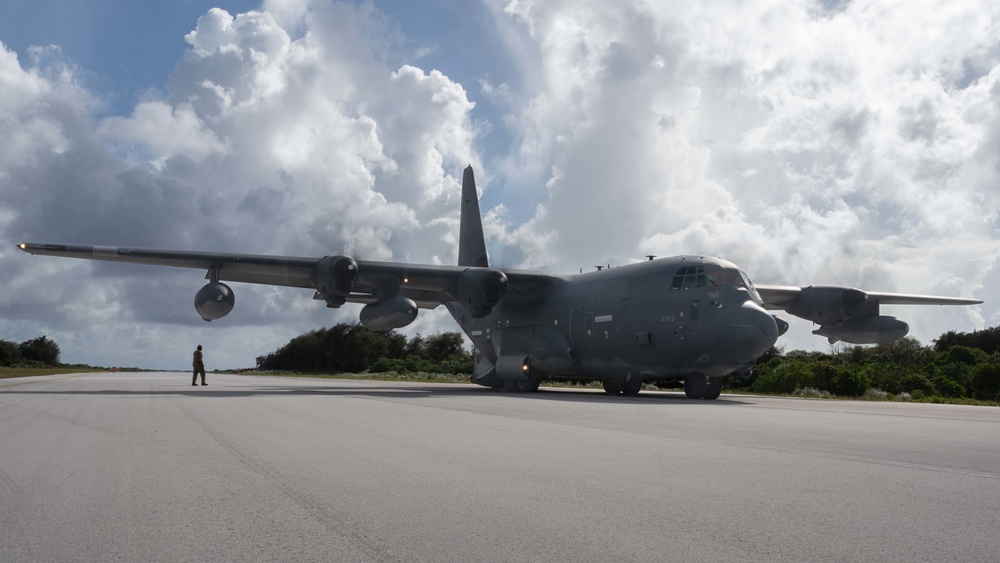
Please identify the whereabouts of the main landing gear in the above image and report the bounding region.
[602,375,643,396]
[683,375,722,400]
[504,373,541,393]
[602,378,624,394]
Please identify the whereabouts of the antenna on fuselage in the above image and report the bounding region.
[646,255,656,261]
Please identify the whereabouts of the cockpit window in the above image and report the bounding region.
[739,269,762,303]
[670,265,705,290]
[723,269,744,288]
[721,268,763,303]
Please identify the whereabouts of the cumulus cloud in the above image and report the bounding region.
[97,101,227,163]
[0,2,481,368]
[486,0,1000,350]
[1,0,998,368]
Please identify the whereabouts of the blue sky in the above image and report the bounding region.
[1,0,998,369]
[0,0,531,214]
[1,2,253,114]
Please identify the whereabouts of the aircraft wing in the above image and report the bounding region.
[755,283,982,344]
[756,284,983,309]
[754,285,806,309]
[16,242,558,313]
[859,291,984,306]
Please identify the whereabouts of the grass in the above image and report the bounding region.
[0,366,107,379]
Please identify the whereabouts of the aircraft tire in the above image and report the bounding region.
[504,375,541,393]
[602,378,624,395]
[703,377,723,400]
[683,375,707,400]
[622,375,643,396]
[517,374,541,392]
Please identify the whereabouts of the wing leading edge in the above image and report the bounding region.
[16,242,558,322]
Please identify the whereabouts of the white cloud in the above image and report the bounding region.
[0,2,481,368]
[97,101,227,164]
[2,0,999,369]
[486,0,1000,349]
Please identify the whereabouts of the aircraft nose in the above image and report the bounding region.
[721,300,779,364]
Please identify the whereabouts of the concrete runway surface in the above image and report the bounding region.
[1,372,998,562]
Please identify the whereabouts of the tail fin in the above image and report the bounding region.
[458,165,489,267]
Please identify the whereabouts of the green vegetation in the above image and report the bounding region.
[5,324,1000,406]
[0,335,62,369]
[255,323,1000,405]
[0,335,114,379]
[255,323,473,375]
[725,328,1000,404]
[0,367,106,379]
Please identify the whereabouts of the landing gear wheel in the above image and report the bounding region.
[703,377,723,400]
[505,374,541,393]
[602,378,624,395]
[622,375,643,396]
[683,375,707,400]
[517,374,541,393]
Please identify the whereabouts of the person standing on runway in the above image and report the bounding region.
[192,344,207,386]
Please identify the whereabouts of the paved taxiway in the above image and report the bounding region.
[1,372,998,562]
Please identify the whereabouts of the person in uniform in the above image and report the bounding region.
[192,344,207,386]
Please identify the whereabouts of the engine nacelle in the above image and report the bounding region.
[195,282,235,322]
[455,268,508,318]
[785,286,868,325]
[360,296,418,331]
[313,255,359,307]
[813,315,909,344]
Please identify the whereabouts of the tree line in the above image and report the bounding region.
[7,324,999,403]
[258,323,1000,402]
[255,323,473,374]
[0,336,62,367]
[728,327,1000,402]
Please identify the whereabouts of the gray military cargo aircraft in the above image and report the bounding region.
[18,166,982,399]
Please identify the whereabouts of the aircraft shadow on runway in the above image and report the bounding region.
[1,381,750,405]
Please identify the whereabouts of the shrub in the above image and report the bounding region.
[969,362,1000,401]
[750,358,812,394]
[932,376,966,398]
[835,367,870,396]
[941,345,988,366]
[863,388,889,401]
[793,387,832,398]
[935,362,972,389]
[19,336,60,366]
[863,363,932,395]
[0,340,22,367]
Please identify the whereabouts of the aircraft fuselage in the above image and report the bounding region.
[449,255,780,393]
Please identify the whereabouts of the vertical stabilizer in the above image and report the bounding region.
[458,166,489,267]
